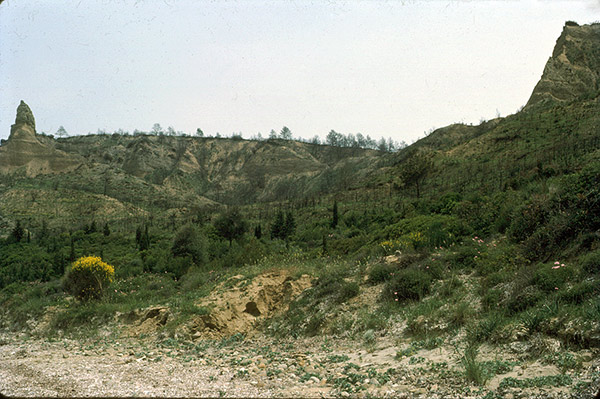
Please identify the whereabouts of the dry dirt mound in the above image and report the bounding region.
[187,270,312,339]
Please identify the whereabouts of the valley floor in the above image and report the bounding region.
[0,332,598,398]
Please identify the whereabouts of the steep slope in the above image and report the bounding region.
[526,22,600,107]
[387,22,600,198]
[0,102,384,233]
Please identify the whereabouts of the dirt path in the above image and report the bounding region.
[1,333,598,398]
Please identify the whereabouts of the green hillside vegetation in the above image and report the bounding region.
[1,22,600,397]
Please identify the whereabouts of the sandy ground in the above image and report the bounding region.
[1,332,598,398]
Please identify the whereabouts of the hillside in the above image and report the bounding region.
[0,118,384,236]
[1,22,600,398]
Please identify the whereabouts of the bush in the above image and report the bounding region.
[337,281,359,304]
[506,284,541,314]
[368,263,395,285]
[533,262,575,292]
[580,250,600,274]
[63,256,114,301]
[385,268,432,302]
[447,246,478,270]
[558,281,597,304]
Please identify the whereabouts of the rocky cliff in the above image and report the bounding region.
[526,22,600,107]
[0,101,81,176]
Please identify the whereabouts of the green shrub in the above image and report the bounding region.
[482,288,503,311]
[506,284,542,314]
[368,263,395,285]
[63,256,114,301]
[382,214,470,249]
[447,302,474,328]
[422,260,445,280]
[580,250,600,274]
[305,312,325,336]
[507,196,551,243]
[533,262,575,292]
[337,281,359,304]
[467,313,505,344]
[385,268,432,302]
[438,274,463,298]
[447,246,478,270]
[558,281,598,304]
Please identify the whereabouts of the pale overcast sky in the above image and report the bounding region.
[1,0,599,143]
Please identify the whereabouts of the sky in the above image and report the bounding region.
[1,0,599,144]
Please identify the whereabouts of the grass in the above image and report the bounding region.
[461,344,489,386]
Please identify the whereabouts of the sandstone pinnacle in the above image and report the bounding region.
[14,100,36,130]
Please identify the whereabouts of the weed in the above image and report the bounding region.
[542,352,582,373]
[498,375,572,389]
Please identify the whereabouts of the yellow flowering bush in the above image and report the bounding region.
[380,232,426,254]
[64,256,115,301]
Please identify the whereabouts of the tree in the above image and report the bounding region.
[399,149,433,199]
[171,223,206,264]
[280,126,292,140]
[271,210,295,240]
[56,126,68,137]
[86,220,97,234]
[254,224,262,239]
[269,129,278,139]
[326,130,342,146]
[9,220,24,243]
[166,126,176,136]
[283,211,296,239]
[151,123,164,135]
[196,128,204,137]
[140,225,150,251]
[331,201,339,229]
[213,208,247,245]
[271,210,286,240]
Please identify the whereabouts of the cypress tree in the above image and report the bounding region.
[331,201,339,229]
[254,224,262,239]
[283,211,296,239]
[10,220,24,243]
[271,210,285,240]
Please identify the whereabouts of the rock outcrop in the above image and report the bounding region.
[526,22,600,107]
[0,101,80,176]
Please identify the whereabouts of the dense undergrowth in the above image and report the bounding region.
[0,91,599,398]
